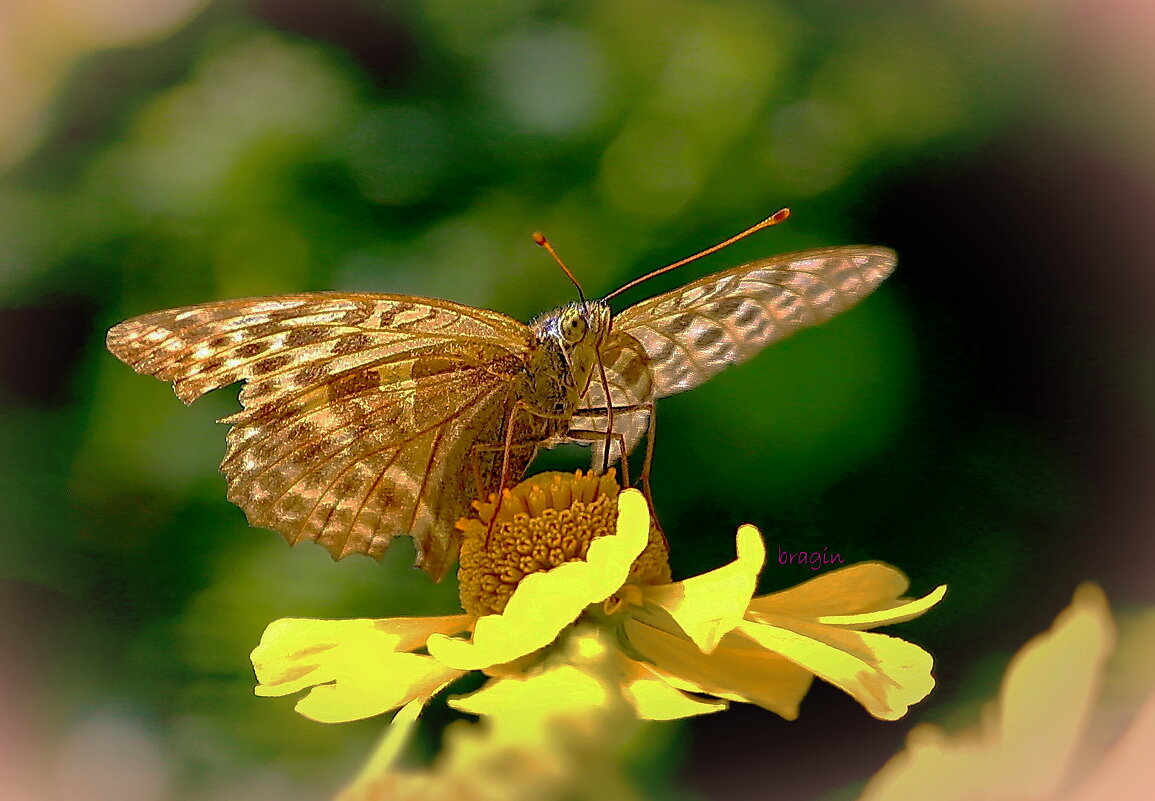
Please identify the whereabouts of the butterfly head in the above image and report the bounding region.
[534,300,610,348]
[531,300,611,384]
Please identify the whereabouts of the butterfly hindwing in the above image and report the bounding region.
[107,293,532,579]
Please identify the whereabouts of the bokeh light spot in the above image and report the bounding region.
[485,24,609,135]
[340,105,449,205]
[51,709,172,801]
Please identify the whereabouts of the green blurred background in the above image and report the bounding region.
[3,0,1154,799]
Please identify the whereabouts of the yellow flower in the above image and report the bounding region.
[855,583,1155,801]
[251,470,945,727]
[336,628,643,801]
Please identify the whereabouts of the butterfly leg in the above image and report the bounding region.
[567,408,665,546]
[639,403,666,549]
[594,354,615,475]
[567,400,655,491]
[565,429,631,485]
[466,438,541,502]
[640,399,657,500]
[477,399,557,543]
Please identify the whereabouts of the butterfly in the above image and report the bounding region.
[106,212,895,580]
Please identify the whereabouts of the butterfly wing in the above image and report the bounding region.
[611,246,896,397]
[571,246,895,468]
[107,293,531,579]
[571,330,654,467]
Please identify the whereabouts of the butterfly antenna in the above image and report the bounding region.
[533,231,587,307]
[603,208,791,302]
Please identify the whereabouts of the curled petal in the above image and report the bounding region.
[623,618,815,720]
[817,585,947,630]
[294,653,461,724]
[748,562,916,621]
[734,618,935,720]
[615,656,728,720]
[641,524,765,653]
[251,617,467,723]
[428,490,651,671]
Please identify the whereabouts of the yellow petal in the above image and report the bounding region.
[748,561,915,620]
[615,656,728,720]
[412,646,641,801]
[296,653,461,724]
[622,617,815,720]
[251,617,466,723]
[372,614,476,651]
[449,664,609,723]
[427,490,651,671]
[641,524,765,653]
[858,583,1115,801]
[734,618,935,720]
[817,584,947,630]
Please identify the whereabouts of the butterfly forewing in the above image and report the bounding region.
[106,293,530,404]
[610,246,896,398]
[107,293,532,579]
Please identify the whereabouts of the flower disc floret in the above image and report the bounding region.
[457,470,670,616]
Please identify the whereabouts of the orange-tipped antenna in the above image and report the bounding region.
[533,231,587,306]
[603,208,791,302]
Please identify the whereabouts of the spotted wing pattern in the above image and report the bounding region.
[106,293,531,579]
[612,246,896,398]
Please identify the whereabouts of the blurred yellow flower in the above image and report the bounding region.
[252,471,946,728]
[337,628,643,801]
[856,583,1131,801]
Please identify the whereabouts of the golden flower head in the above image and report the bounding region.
[456,469,671,616]
[252,473,946,742]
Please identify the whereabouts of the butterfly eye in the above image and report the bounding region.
[560,309,587,344]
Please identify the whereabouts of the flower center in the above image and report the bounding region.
[456,470,671,616]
